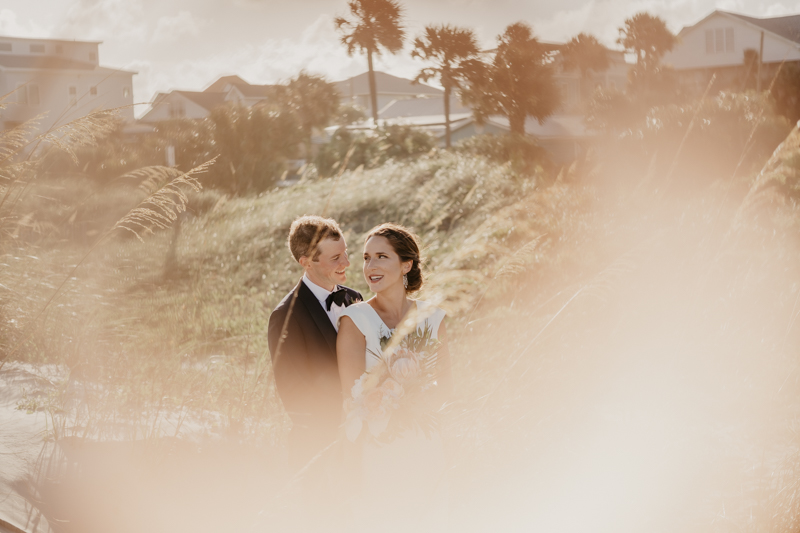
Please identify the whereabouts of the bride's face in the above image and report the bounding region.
[363,235,411,293]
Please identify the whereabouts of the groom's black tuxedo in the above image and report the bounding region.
[268,280,362,469]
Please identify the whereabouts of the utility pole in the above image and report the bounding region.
[757,31,764,92]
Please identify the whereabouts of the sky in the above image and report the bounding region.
[2,0,800,116]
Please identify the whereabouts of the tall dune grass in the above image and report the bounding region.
[2,99,800,531]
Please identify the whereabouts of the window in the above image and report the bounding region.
[14,85,39,105]
[56,45,63,54]
[16,85,27,105]
[30,44,45,53]
[123,87,130,98]
[705,27,735,54]
[90,86,97,96]
[89,52,97,61]
[0,43,11,52]
[169,100,185,118]
[28,85,39,106]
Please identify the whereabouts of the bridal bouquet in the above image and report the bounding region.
[344,325,441,443]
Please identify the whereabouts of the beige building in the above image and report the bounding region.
[0,35,135,134]
[664,11,800,93]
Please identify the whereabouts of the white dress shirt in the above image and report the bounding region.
[302,273,346,331]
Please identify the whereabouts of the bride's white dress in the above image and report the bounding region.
[339,300,449,531]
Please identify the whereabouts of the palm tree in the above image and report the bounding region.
[617,12,676,95]
[462,22,560,136]
[335,0,405,124]
[561,33,610,105]
[412,24,480,148]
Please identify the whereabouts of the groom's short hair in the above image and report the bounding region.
[288,215,343,262]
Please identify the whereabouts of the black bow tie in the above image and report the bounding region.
[325,288,350,311]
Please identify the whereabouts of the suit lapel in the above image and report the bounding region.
[297,281,338,353]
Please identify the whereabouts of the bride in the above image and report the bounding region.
[337,223,452,529]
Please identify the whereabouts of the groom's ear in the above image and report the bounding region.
[298,256,310,270]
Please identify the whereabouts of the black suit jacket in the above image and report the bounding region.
[268,280,362,468]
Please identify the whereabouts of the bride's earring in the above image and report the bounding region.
[403,274,408,290]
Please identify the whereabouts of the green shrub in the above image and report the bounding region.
[206,103,302,193]
[455,133,552,176]
[314,125,435,177]
[641,91,791,183]
[772,62,800,125]
[44,105,302,195]
[586,91,792,191]
[585,87,646,135]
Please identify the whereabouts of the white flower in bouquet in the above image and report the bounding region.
[344,324,442,443]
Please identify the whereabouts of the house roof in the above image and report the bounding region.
[335,71,442,98]
[174,90,227,111]
[0,55,96,70]
[204,75,274,98]
[378,95,471,119]
[724,11,800,44]
[235,83,274,98]
[94,66,138,75]
[0,35,102,44]
[204,75,249,92]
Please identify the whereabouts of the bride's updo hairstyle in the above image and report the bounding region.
[366,223,423,292]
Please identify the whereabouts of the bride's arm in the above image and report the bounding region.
[337,316,367,402]
[436,321,454,399]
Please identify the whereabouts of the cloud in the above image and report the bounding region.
[529,0,777,49]
[0,8,51,37]
[90,0,800,118]
[130,13,427,117]
[56,0,148,42]
[762,2,800,16]
[151,11,205,43]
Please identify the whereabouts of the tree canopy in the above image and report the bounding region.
[412,24,480,148]
[562,33,610,77]
[275,72,340,156]
[463,22,560,136]
[561,32,611,106]
[617,13,676,74]
[335,0,405,123]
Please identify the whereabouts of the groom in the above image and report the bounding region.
[268,215,362,470]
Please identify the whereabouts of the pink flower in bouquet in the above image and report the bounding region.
[389,352,420,381]
[363,388,386,419]
[381,377,405,399]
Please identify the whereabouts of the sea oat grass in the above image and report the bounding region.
[3,110,800,531]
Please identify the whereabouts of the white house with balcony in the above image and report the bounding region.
[0,35,135,135]
[664,11,800,93]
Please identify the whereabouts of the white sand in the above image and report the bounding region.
[0,363,56,533]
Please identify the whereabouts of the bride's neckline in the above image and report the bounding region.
[365,299,419,331]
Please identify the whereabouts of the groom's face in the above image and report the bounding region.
[302,237,350,291]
